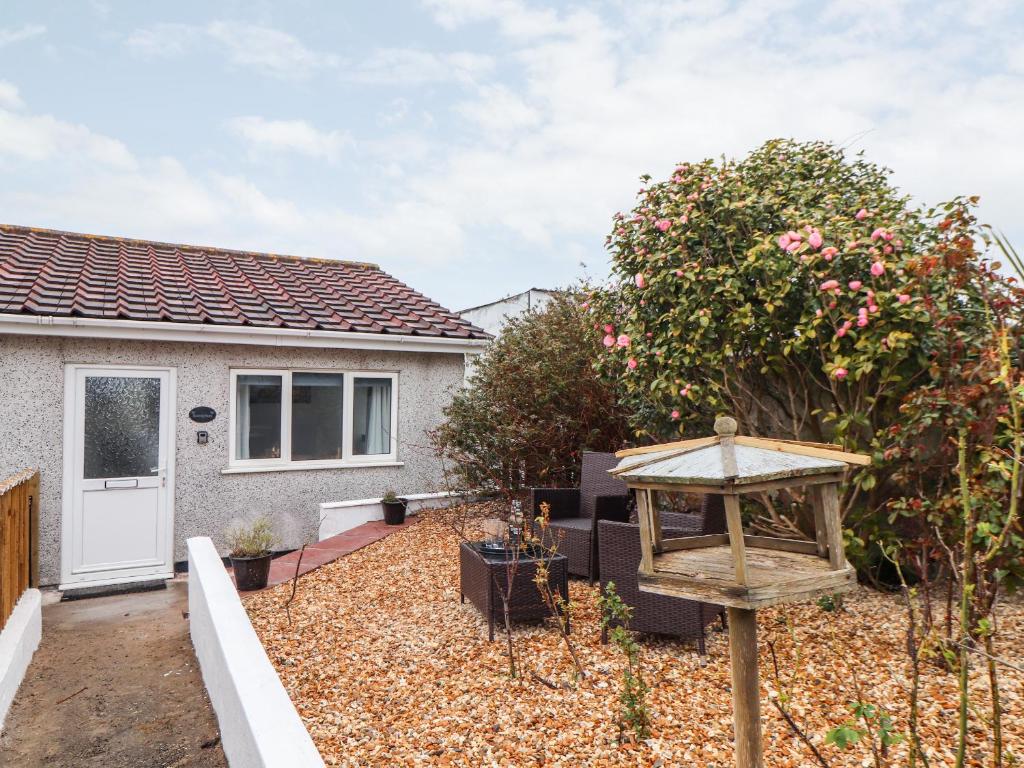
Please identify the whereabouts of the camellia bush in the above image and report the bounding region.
[432,289,629,495]
[592,139,1012,534]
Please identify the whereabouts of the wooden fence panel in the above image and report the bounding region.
[0,469,38,630]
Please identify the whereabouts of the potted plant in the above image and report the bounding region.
[381,490,407,525]
[225,516,276,590]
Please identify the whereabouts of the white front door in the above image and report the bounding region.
[61,366,176,589]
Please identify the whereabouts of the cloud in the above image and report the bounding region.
[0,107,135,169]
[0,81,22,110]
[125,21,338,79]
[0,24,45,48]
[343,49,494,85]
[123,23,199,58]
[205,21,340,78]
[226,116,351,163]
[126,22,491,87]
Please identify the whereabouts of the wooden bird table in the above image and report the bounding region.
[610,417,870,768]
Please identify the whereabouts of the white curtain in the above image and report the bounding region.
[357,379,391,455]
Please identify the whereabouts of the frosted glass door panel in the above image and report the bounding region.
[83,376,161,479]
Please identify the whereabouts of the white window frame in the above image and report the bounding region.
[228,368,398,471]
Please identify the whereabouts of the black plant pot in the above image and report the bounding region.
[231,553,272,591]
[382,499,407,525]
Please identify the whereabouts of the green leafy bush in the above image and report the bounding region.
[591,138,1006,537]
[432,289,629,495]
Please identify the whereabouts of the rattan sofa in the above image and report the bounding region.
[528,451,629,582]
[598,494,727,654]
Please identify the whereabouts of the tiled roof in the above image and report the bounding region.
[0,225,487,339]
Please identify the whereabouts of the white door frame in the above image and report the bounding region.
[60,363,177,590]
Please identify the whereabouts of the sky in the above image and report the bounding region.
[1,0,1022,311]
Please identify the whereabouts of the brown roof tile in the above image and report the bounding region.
[0,225,487,339]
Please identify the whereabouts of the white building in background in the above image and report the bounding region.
[459,288,558,338]
[459,288,558,382]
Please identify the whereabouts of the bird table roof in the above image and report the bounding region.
[610,426,870,489]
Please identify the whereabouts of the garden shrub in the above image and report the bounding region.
[432,289,629,495]
[591,138,1012,540]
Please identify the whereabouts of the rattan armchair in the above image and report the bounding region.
[599,494,727,654]
[528,452,629,582]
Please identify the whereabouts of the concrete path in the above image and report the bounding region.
[263,517,418,587]
[0,580,226,768]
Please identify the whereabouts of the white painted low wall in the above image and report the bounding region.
[187,537,324,768]
[318,490,461,540]
[0,588,42,729]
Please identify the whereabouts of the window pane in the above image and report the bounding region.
[84,376,161,479]
[291,372,344,461]
[235,375,282,460]
[353,377,392,456]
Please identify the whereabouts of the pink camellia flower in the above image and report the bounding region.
[676,269,684,277]
[679,215,688,225]
[808,231,823,249]
[627,358,638,370]
[893,239,903,249]
[898,294,910,304]
[871,261,886,277]
[821,246,838,261]
[646,332,653,338]
[671,410,681,420]
[883,245,893,254]
[833,367,849,379]
[787,230,802,242]
[869,304,879,313]
[617,334,631,348]
[815,308,823,318]
[866,289,875,298]
[635,273,646,288]
[833,288,842,296]
[857,316,869,327]
[820,279,840,291]
[604,324,614,334]
[778,233,792,249]
[786,240,802,253]
[848,280,863,291]
[871,228,886,242]
[883,230,894,241]
[603,334,615,348]
[836,326,847,338]
[855,208,868,220]
[581,301,590,310]
[655,219,671,232]
[828,301,838,309]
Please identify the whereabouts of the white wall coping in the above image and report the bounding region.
[0,588,42,730]
[319,490,458,510]
[187,537,324,768]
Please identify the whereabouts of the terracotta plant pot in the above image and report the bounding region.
[231,553,272,590]
[382,498,407,525]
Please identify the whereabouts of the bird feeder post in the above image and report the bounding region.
[728,605,763,768]
[610,418,869,768]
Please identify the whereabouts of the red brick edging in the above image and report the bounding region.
[262,517,419,588]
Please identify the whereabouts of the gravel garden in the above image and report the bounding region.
[244,505,1024,767]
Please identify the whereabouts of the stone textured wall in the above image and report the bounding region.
[0,334,464,585]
